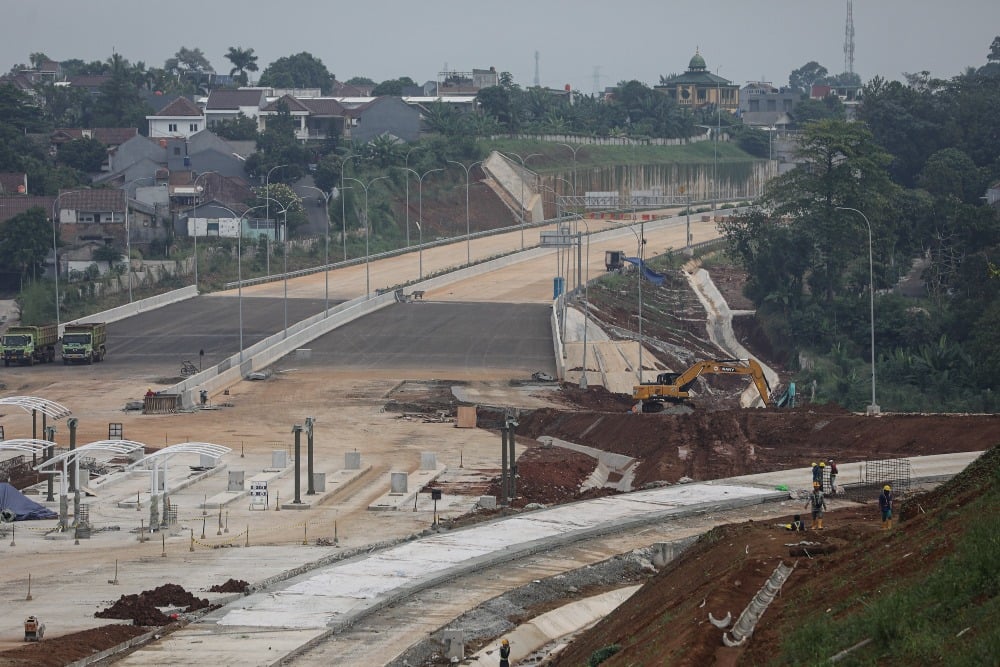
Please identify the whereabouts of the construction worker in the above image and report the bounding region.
[818,461,826,491]
[879,484,894,530]
[828,459,839,495]
[811,462,822,490]
[805,481,827,529]
[499,637,511,667]
[785,514,805,531]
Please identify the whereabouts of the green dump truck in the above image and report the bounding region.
[61,322,107,364]
[1,324,58,366]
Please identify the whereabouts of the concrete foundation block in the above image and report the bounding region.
[345,451,361,470]
[272,450,287,468]
[312,472,326,492]
[390,472,408,494]
[228,470,245,492]
[478,496,497,510]
[443,629,465,660]
[420,452,436,470]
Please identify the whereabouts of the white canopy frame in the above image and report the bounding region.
[35,440,147,497]
[0,396,72,420]
[127,442,230,497]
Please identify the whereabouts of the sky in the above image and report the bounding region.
[3,1,998,92]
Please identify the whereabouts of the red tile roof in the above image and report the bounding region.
[56,189,126,212]
[153,96,204,117]
[0,195,55,223]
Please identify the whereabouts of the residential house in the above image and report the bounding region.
[146,96,205,138]
[204,88,268,128]
[811,83,863,121]
[426,67,498,97]
[54,189,127,251]
[258,94,420,143]
[347,97,420,143]
[67,75,112,97]
[258,94,347,141]
[738,82,798,127]
[655,49,739,112]
[331,80,374,97]
[985,181,1000,207]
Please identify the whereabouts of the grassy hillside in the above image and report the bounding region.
[547,446,1000,666]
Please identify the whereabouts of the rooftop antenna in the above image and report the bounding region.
[844,0,855,74]
[534,50,540,87]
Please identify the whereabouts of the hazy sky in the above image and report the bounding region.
[4,1,998,92]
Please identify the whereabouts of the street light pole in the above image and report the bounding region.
[344,176,389,299]
[51,191,87,332]
[191,171,219,292]
[501,152,541,249]
[404,146,423,247]
[339,153,359,262]
[403,167,444,280]
[557,143,584,205]
[217,204,267,363]
[297,185,333,316]
[448,160,482,265]
[835,207,879,415]
[123,176,156,303]
[577,218,592,389]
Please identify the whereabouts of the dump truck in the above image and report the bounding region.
[61,322,107,364]
[1,324,58,366]
[23,616,44,641]
[633,358,773,412]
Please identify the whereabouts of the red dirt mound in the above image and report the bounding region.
[95,583,211,625]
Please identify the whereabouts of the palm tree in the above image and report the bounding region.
[226,47,259,86]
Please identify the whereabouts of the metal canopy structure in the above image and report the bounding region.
[34,439,147,501]
[0,396,72,420]
[0,439,54,456]
[127,442,231,499]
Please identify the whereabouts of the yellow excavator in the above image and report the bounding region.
[633,358,773,411]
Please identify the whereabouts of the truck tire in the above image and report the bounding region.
[63,358,69,365]
[87,355,93,365]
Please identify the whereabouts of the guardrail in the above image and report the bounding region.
[63,285,199,335]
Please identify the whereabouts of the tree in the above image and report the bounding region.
[165,46,212,76]
[788,61,829,92]
[58,137,107,172]
[92,53,151,128]
[918,148,985,203]
[790,95,845,126]
[372,76,415,96]
[248,182,307,237]
[259,53,334,94]
[245,101,310,183]
[0,207,54,280]
[346,76,375,86]
[212,113,258,141]
[225,46,259,86]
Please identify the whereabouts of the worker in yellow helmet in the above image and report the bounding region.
[879,484,894,530]
[499,637,511,667]
[805,481,827,530]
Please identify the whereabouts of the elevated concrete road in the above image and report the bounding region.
[273,301,556,376]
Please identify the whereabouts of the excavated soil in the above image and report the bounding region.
[0,625,150,667]
[94,583,213,626]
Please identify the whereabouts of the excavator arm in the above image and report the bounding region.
[633,359,773,408]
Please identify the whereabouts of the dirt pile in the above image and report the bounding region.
[208,579,249,593]
[0,625,149,667]
[95,584,211,626]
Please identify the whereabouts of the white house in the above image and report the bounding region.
[146,97,206,139]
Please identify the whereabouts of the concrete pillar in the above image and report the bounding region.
[272,450,287,468]
[68,418,78,492]
[345,451,361,470]
[305,417,315,495]
[420,452,437,470]
[44,426,55,502]
[651,542,678,568]
[228,470,245,491]
[443,629,465,660]
[500,426,509,505]
[59,495,68,530]
[148,493,159,531]
[390,472,408,494]
[508,423,517,500]
[292,425,303,504]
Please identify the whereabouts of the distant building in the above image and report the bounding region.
[146,97,205,139]
[655,49,738,112]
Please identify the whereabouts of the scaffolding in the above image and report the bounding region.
[843,457,911,502]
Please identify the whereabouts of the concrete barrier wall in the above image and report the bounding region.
[65,285,199,334]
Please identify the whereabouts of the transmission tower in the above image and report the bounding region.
[534,50,540,87]
[844,0,855,74]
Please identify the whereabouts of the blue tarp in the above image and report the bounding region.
[625,257,666,285]
[0,482,57,521]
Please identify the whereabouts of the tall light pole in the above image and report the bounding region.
[123,176,157,303]
[51,190,88,332]
[265,164,287,239]
[297,185,333,316]
[557,143,584,204]
[339,153,359,261]
[577,217,592,389]
[448,160,482,265]
[403,167,444,280]
[501,151,541,249]
[835,207,879,415]
[615,220,646,383]
[403,146,423,247]
[344,175,389,299]
[217,204,267,363]
[258,196,289,337]
[191,171,219,292]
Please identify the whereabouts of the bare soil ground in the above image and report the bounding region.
[4,262,996,666]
